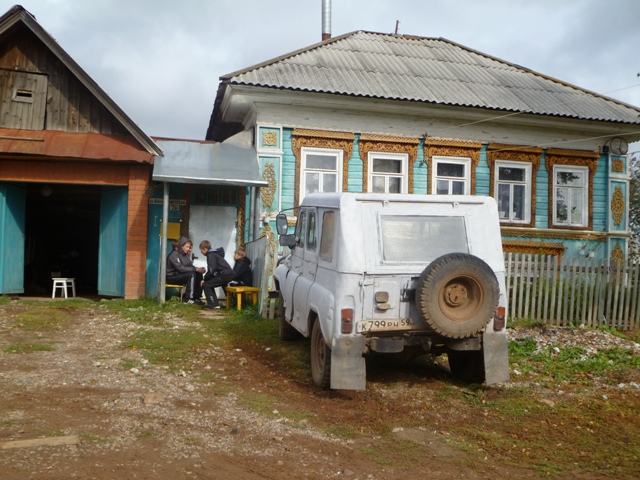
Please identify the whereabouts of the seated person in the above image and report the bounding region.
[229,247,253,287]
[199,240,234,309]
[166,236,205,304]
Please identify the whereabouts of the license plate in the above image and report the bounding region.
[357,318,416,333]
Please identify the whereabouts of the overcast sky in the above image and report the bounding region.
[9,0,640,151]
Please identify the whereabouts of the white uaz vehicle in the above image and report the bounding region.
[274,193,509,391]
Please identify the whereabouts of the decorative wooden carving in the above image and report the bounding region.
[262,131,278,147]
[611,243,624,283]
[487,144,542,228]
[545,148,599,231]
[261,162,277,211]
[292,129,355,208]
[423,139,482,194]
[261,224,276,264]
[612,159,624,173]
[358,134,420,193]
[500,227,606,243]
[237,187,246,247]
[502,239,565,258]
[611,185,625,227]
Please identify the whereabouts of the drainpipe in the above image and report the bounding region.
[158,182,169,303]
[322,0,331,41]
[252,186,261,241]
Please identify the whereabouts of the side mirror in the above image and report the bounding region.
[276,213,289,235]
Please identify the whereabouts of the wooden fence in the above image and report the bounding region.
[504,253,640,330]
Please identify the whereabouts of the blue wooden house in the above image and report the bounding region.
[206,31,640,264]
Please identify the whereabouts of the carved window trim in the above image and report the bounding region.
[423,139,481,194]
[546,149,599,231]
[292,129,354,208]
[487,144,542,228]
[431,156,472,194]
[358,134,419,193]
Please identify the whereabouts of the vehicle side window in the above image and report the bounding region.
[319,211,335,261]
[307,211,317,251]
[295,211,306,247]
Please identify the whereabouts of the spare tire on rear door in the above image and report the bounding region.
[416,253,499,338]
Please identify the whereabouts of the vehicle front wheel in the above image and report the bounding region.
[310,320,331,389]
[278,292,301,341]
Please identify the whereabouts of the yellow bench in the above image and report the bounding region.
[166,283,186,299]
[225,286,260,310]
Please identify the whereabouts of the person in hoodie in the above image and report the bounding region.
[166,236,205,304]
[228,247,253,287]
[199,240,234,309]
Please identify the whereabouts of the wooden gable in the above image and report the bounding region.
[0,23,128,135]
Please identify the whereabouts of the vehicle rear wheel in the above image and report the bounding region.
[416,253,499,338]
[278,291,301,341]
[446,349,485,383]
[310,320,331,389]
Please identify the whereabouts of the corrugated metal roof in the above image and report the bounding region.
[224,31,640,124]
[152,131,267,187]
[0,128,154,162]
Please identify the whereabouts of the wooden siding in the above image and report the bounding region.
[0,25,128,135]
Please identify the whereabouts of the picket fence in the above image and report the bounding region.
[504,253,640,330]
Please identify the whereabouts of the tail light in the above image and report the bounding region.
[493,306,506,331]
[341,308,354,334]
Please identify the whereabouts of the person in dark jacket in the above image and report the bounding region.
[166,236,205,304]
[229,247,253,287]
[199,240,233,309]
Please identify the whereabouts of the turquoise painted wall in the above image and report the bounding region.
[347,134,363,192]
[281,128,297,211]
[535,153,549,228]
[475,144,490,196]
[413,139,428,194]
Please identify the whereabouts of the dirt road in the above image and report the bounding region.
[1,300,638,479]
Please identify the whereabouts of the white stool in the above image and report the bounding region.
[52,278,76,298]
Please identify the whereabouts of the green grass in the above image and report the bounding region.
[4,342,55,353]
[12,306,72,331]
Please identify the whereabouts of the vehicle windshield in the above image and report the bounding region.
[380,215,468,262]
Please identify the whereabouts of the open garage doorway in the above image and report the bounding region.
[24,183,100,296]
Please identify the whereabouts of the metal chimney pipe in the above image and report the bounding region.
[322,0,331,41]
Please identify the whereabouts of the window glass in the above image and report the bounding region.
[388,177,401,193]
[372,176,385,193]
[437,162,465,178]
[380,216,468,262]
[373,158,402,173]
[306,154,337,170]
[553,166,587,227]
[307,212,317,251]
[495,162,531,223]
[295,211,306,247]
[319,211,335,261]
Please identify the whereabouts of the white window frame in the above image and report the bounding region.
[299,147,343,203]
[494,160,532,224]
[432,156,471,195]
[367,152,409,194]
[552,165,589,228]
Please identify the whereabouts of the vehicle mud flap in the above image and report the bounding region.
[330,336,367,391]
[483,331,510,385]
